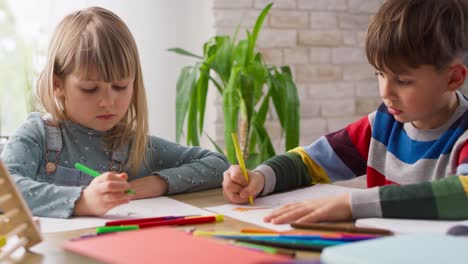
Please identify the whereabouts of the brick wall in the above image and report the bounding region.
[211,0,466,152]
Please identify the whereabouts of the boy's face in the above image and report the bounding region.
[54,70,134,132]
[375,64,461,129]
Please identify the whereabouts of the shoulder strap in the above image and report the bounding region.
[42,114,62,174]
[42,114,62,152]
[42,114,129,173]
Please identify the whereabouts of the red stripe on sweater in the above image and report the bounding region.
[457,139,468,166]
[367,166,397,187]
[345,116,371,160]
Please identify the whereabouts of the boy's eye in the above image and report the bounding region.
[81,87,97,93]
[374,71,384,77]
[396,79,412,86]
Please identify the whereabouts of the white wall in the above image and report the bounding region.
[7,0,214,141]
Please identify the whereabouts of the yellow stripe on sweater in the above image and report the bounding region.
[290,147,330,184]
[458,175,468,194]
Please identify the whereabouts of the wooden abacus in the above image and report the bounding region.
[0,160,42,260]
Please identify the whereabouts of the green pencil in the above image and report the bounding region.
[96,225,139,234]
[75,162,136,194]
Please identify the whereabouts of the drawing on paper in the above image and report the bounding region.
[232,207,272,212]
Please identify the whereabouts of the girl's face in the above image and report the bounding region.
[54,70,134,132]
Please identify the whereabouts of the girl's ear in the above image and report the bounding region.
[53,74,64,97]
[447,63,467,92]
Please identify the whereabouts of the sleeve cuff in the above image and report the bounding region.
[35,185,85,218]
[66,186,86,218]
[152,172,176,195]
[350,187,383,219]
[254,164,276,196]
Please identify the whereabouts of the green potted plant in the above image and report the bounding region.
[169,3,300,168]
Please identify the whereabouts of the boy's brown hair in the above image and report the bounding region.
[366,0,468,73]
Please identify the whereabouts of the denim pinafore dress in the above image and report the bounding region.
[39,114,128,187]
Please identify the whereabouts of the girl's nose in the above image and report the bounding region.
[98,86,115,107]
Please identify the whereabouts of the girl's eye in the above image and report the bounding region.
[81,87,97,93]
[112,85,127,91]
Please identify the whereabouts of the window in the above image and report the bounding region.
[0,0,213,143]
[0,0,46,136]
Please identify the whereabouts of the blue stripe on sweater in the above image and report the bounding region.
[373,105,466,164]
[303,137,355,181]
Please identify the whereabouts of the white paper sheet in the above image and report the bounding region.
[204,184,357,231]
[38,196,212,233]
[356,218,468,235]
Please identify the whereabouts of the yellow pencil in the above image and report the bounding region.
[231,132,254,205]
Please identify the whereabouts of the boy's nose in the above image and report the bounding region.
[379,79,394,99]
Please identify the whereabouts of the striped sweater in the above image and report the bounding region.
[257,91,468,219]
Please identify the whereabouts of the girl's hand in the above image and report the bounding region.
[128,175,168,200]
[264,194,352,224]
[222,165,265,204]
[74,172,132,216]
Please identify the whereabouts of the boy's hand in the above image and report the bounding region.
[264,194,352,224]
[128,175,168,200]
[222,165,265,204]
[74,172,132,216]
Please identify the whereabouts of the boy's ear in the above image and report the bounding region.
[53,74,64,97]
[447,64,467,92]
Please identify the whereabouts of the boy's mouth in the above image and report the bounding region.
[387,106,402,115]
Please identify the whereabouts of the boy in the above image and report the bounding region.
[222,0,468,224]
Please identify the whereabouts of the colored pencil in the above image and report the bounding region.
[96,225,139,234]
[232,241,296,257]
[222,236,346,251]
[231,132,254,205]
[211,234,375,242]
[291,223,393,235]
[75,162,136,194]
[105,215,194,226]
[240,228,279,234]
[132,215,224,228]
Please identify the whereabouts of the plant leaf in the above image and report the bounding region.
[211,36,233,85]
[269,69,286,128]
[170,3,301,168]
[186,81,199,146]
[176,66,194,143]
[253,120,276,160]
[175,65,198,143]
[205,133,224,154]
[207,75,224,94]
[234,39,249,66]
[168,48,203,59]
[223,66,241,163]
[246,153,261,169]
[197,64,210,134]
[281,66,300,150]
[247,3,273,62]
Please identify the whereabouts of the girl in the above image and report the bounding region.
[1,7,229,218]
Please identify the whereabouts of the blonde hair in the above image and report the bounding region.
[35,6,149,174]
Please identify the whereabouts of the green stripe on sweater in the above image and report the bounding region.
[380,182,438,219]
[264,152,311,193]
[432,176,468,219]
